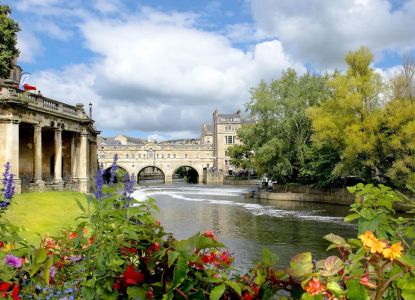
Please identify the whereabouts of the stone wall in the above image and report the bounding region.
[257,184,355,205]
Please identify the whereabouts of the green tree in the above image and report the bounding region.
[230,69,331,182]
[308,46,384,182]
[0,3,19,79]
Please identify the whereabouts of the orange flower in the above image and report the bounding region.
[359,231,386,254]
[304,277,326,296]
[383,242,403,261]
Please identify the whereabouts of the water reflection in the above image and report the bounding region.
[132,184,356,270]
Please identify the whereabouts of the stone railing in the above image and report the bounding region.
[0,84,87,119]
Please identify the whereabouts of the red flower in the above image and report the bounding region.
[203,230,215,238]
[242,291,254,300]
[123,265,144,285]
[201,253,215,264]
[220,251,232,265]
[113,281,120,290]
[189,261,205,270]
[0,282,12,298]
[146,287,154,299]
[153,242,160,251]
[69,232,77,239]
[304,277,326,296]
[12,284,20,300]
[0,241,4,248]
[155,220,161,227]
[120,247,138,255]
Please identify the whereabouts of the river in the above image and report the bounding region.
[131,184,356,271]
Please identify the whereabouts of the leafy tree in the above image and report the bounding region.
[230,69,331,182]
[308,46,384,182]
[0,3,19,79]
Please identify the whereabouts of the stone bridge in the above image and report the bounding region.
[98,141,221,183]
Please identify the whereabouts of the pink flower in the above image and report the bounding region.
[5,254,22,268]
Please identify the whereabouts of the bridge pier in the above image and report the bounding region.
[164,174,173,183]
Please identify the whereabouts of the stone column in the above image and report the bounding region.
[54,127,63,188]
[33,124,45,190]
[0,119,21,193]
[90,142,97,177]
[77,130,89,193]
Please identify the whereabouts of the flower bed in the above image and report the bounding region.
[1,159,415,299]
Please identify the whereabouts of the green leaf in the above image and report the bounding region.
[127,287,146,300]
[262,248,277,267]
[168,250,180,268]
[320,256,343,276]
[34,248,48,264]
[324,233,350,249]
[402,290,415,300]
[173,257,189,288]
[287,252,313,279]
[43,255,54,284]
[226,281,241,296]
[346,279,368,300]
[327,281,344,296]
[210,284,226,300]
[344,213,360,223]
[81,286,96,300]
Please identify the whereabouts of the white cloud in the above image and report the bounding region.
[27,8,303,137]
[251,0,415,69]
[17,31,43,63]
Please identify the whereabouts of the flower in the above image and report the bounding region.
[50,266,56,278]
[5,254,23,268]
[123,265,144,285]
[0,241,4,248]
[242,292,254,300]
[94,163,104,200]
[383,241,403,261]
[2,163,15,200]
[11,283,19,300]
[203,230,217,240]
[0,282,12,298]
[359,231,386,254]
[304,277,326,296]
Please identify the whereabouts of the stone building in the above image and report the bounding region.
[98,110,246,184]
[0,80,99,193]
[212,110,244,174]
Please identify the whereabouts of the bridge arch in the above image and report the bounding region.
[173,166,199,184]
[103,165,129,184]
[137,165,166,183]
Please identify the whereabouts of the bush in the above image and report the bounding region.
[0,160,414,299]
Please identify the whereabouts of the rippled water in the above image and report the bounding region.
[131,184,356,271]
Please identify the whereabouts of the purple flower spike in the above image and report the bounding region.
[2,162,15,200]
[5,254,22,268]
[94,164,104,200]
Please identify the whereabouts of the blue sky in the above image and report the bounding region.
[3,0,415,139]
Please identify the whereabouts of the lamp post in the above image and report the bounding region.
[89,102,92,119]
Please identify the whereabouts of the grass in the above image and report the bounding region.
[3,191,88,245]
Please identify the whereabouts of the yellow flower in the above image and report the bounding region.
[383,242,403,261]
[359,231,386,254]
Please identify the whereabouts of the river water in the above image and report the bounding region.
[131,184,356,271]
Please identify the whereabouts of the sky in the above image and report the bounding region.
[3,0,415,140]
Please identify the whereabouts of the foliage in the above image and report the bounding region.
[0,3,20,79]
[308,46,384,182]
[1,154,415,299]
[230,69,331,183]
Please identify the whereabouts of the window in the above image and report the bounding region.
[126,154,129,158]
[225,136,236,144]
[162,154,164,159]
[185,154,188,158]
[167,154,170,159]
[143,154,146,158]
[225,151,229,157]
[138,154,141,158]
[157,154,159,158]
[173,154,176,159]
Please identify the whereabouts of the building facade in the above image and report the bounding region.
[98,110,246,183]
[0,80,99,193]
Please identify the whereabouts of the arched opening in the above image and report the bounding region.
[103,166,128,184]
[173,166,199,184]
[138,166,165,184]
